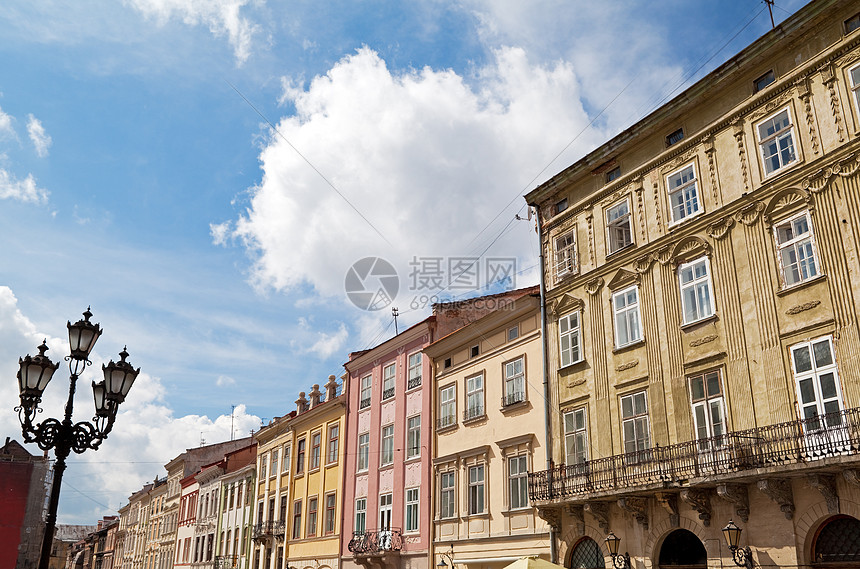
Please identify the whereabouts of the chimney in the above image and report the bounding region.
[324,375,338,400]
[295,392,308,414]
[309,384,322,408]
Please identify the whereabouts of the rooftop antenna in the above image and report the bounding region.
[392,307,400,335]
[230,405,236,441]
[765,0,775,28]
[199,432,206,447]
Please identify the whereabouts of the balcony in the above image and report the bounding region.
[359,397,371,409]
[463,406,485,423]
[251,521,285,543]
[213,556,238,569]
[502,391,526,407]
[529,408,860,503]
[347,529,403,556]
[437,414,456,431]
[407,376,421,390]
[382,387,395,400]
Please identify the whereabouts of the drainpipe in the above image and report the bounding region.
[532,203,558,564]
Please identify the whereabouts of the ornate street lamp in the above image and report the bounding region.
[722,520,754,568]
[14,308,140,569]
[605,531,631,569]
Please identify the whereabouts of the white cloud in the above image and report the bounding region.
[216,374,236,386]
[0,169,49,203]
[305,322,348,359]
[219,47,595,305]
[26,114,52,157]
[127,0,259,64]
[0,106,14,138]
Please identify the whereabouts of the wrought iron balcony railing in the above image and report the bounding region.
[382,387,395,400]
[347,529,403,555]
[502,391,525,407]
[407,376,421,390]
[463,406,485,422]
[359,397,371,409]
[251,520,285,541]
[437,414,456,430]
[214,555,239,569]
[529,407,860,502]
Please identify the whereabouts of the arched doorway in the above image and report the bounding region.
[812,515,860,566]
[657,529,707,568]
[568,537,603,568]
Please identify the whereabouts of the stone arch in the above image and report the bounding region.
[763,187,811,225]
[559,523,610,569]
[644,516,717,569]
[797,499,860,566]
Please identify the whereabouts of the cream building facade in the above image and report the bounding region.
[526,2,860,568]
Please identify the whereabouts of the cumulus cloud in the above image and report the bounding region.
[0,169,49,203]
[127,0,259,64]
[26,114,52,157]
[0,106,14,138]
[305,322,348,359]
[216,374,236,386]
[218,47,596,305]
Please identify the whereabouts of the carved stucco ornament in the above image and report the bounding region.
[762,188,811,226]
[680,488,712,527]
[656,492,680,528]
[584,277,604,296]
[618,496,649,529]
[844,469,860,487]
[616,360,639,372]
[786,300,821,315]
[584,501,610,532]
[706,216,734,241]
[802,154,860,192]
[733,201,764,226]
[732,119,750,193]
[567,504,585,535]
[717,483,750,523]
[690,335,718,348]
[537,506,562,531]
[757,478,795,520]
[808,474,839,514]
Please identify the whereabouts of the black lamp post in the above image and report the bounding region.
[605,531,631,569]
[722,520,754,568]
[14,308,140,569]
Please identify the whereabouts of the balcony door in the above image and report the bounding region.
[379,493,393,550]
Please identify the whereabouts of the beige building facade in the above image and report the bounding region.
[526,2,860,568]
[425,291,550,568]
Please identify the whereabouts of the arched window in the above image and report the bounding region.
[813,515,860,565]
[569,537,603,569]
[658,529,706,568]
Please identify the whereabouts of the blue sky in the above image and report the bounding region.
[0,0,803,522]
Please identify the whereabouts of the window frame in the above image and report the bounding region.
[326,423,339,465]
[406,415,421,459]
[270,450,278,478]
[791,335,844,430]
[756,106,798,177]
[359,374,372,409]
[306,496,318,537]
[282,445,291,474]
[464,373,485,421]
[407,352,422,390]
[382,362,396,401]
[310,431,322,471]
[440,470,456,519]
[357,432,369,472]
[295,438,306,475]
[438,384,456,429]
[688,370,727,450]
[558,311,583,367]
[405,488,419,533]
[612,285,642,348]
[564,406,588,467]
[291,500,302,540]
[507,454,529,510]
[620,391,651,459]
[678,256,715,325]
[773,210,820,289]
[606,198,634,255]
[380,424,395,466]
[850,63,860,124]
[554,229,577,280]
[354,498,367,535]
[503,357,526,407]
[467,463,486,515]
[323,493,336,535]
[666,163,702,225]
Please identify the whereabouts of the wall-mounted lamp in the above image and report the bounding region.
[604,531,631,569]
[437,545,455,568]
[722,520,753,568]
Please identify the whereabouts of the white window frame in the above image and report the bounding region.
[621,391,651,459]
[465,373,484,421]
[407,352,422,390]
[507,455,529,510]
[405,488,419,533]
[558,312,582,367]
[440,471,456,519]
[503,357,526,407]
[564,407,588,466]
[439,384,456,429]
[327,423,339,465]
[791,336,844,430]
[774,211,820,289]
[382,363,396,400]
[354,498,366,535]
[555,229,577,279]
[406,415,421,459]
[757,107,798,176]
[359,375,372,409]
[380,424,394,466]
[467,464,486,515]
[666,163,701,224]
[850,63,860,120]
[612,285,642,348]
[357,432,369,472]
[606,198,633,254]
[282,445,291,474]
[689,370,727,450]
[678,256,715,325]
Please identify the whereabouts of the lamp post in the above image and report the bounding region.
[437,545,455,568]
[604,531,631,569]
[722,520,754,568]
[14,308,140,569]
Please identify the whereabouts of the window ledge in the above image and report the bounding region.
[558,359,586,373]
[500,400,529,414]
[605,243,636,259]
[404,455,421,464]
[379,463,394,471]
[308,467,321,474]
[462,413,487,426]
[502,507,533,516]
[776,273,826,297]
[436,423,459,435]
[434,517,459,524]
[462,512,490,520]
[668,209,704,229]
[612,339,645,354]
[680,313,718,331]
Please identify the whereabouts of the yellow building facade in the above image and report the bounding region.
[526,2,860,567]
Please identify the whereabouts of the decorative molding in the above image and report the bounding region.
[567,377,587,388]
[704,135,719,205]
[757,478,795,520]
[585,211,595,266]
[795,76,819,156]
[690,334,718,348]
[634,253,655,274]
[584,501,610,532]
[585,277,604,296]
[748,87,795,122]
[706,217,734,241]
[680,488,712,527]
[661,146,698,174]
[716,483,750,523]
[733,119,750,193]
[652,180,664,235]
[819,63,845,143]
[552,293,585,318]
[618,496,649,529]
[669,235,711,266]
[803,153,860,192]
[537,506,561,531]
[567,504,585,536]
[635,182,647,244]
[807,474,839,514]
[654,245,673,266]
[835,49,860,68]
[786,300,821,315]
[615,359,639,372]
[733,201,764,226]
[607,268,641,291]
[656,492,680,528]
[763,188,811,225]
[844,469,860,487]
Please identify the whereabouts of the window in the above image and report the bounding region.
[444,357,452,368]
[270,450,278,476]
[279,495,288,521]
[753,69,775,93]
[774,211,819,288]
[468,464,485,515]
[666,128,684,147]
[380,424,394,466]
[470,345,480,358]
[359,375,372,409]
[406,415,421,459]
[606,199,633,253]
[850,64,860,120]
[291,501,302,540]
[757,108,797,175]
[678,257,714,324]
[508,455,528,510]
[564,407,588,466]
[327,424,339,464]
[324,493,336,535]
[354,498,366,535]
[310,432,321,470]
[440,471,455,519]
[382,363,396,400]
[554,197,568,215]
[464,374,484,421]
[260,457,267,479]
[295,439,306,475]
[503,358,525,407]
[555,230,576,279]
[508,325,519,341]
[847,13,860,34]
[357,433,369,471]
[306,497,318,537]
[282,445,290,473]
[689,371,726,450]
[558,312,582,367]
[621,391,651,458]
[405,488,419,533]
[667,164,700,223]
[613,286,642,348]
[605,166,621,183]
[792,336,844,431]
[407,353,422,389]
[438,385,456,429]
